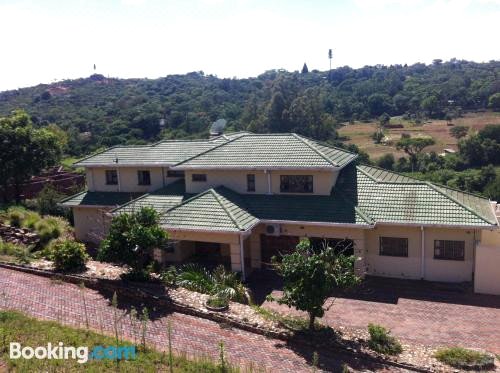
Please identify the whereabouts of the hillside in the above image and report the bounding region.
[0,59,499,157]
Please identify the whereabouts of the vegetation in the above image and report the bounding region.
[48,239,89,272]
[434,347,494,369]
[367,324,403,355]
[206,295,229,309]
[0,310,239,372]
[0,60,498,157]
[168,264,250,303]
[0,240,30,263]
[269,239,360,330]
[396,134,435,171]
[0,110,64,202]
[97,207,168,275]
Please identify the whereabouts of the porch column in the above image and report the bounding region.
[230,242,242,273]
[353,237,366,278]
[249,231,262,269]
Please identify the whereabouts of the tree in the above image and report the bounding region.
[450,125,469,139]
[368,94,392,116]
[97,207,169,273]
[269,239,360,330]
[376,154,395,170]
[301,63,309,74]
[0,110,63,202]
[396,135,435,171]
[488,93,500,111]
[421,95,440,118]
[379,113,390,127]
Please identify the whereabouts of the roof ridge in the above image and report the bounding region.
[170,134,246,168]
[295,134,359,157]
[59,189,88,203]
[73,146,120,166]
[291,133,337,167]
[426,182,496,225]
[210,189,245,231]
[334,189,375,225]
[162,188,214,214]
[357,164,426,184]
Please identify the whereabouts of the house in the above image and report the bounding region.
[61,132,500,294]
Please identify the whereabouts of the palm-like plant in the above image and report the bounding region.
[173,264,250,303]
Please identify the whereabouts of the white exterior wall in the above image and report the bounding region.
[184,169,338,195]
[474,229,500,295]
[86,167,169,192]
[73,206,112,243]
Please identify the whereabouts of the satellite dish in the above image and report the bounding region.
[210,119,227,135]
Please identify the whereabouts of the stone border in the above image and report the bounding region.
[0,262,431,372]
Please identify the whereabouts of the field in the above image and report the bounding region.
[338,111,500,160]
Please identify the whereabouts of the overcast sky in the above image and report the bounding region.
[0,0,499,91]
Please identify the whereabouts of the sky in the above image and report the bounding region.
[0,0,499,91]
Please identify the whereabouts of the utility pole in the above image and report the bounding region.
[328,49,332,81]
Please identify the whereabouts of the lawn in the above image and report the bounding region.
[338,111,500,160]
[0,310,237,372]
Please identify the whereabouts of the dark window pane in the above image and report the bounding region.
[105,170,118,185]
[280,175,313,193]
[137,170,151,185]
[379,237,408,257]
[247,174,255,192]
[434,240,465,260]
[192,174,207,182]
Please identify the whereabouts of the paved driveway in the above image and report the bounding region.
[0,267,397,372]
[251,271,500,354]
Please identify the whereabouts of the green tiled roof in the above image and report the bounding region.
[60,191,144,207]
[240,193,371,225]
[73,137,232,167]
[111,180,188,215]
[172,133,357,169]
[161,187,259,232]
[351,165,497,227]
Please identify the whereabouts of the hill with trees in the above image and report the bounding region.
[0,59,499,157]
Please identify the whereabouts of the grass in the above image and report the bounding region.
[434,347,494,369]
[0,241,31,264]
[0,310,239,372]
[252,306,328,333]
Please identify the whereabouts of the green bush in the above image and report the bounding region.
[51,240,89,272]
[206,295,229,309]
[173,264,250,303]
[0,240,31,263]
[367,324,403,355]
[6,207,26,227]
[434,347,494,369]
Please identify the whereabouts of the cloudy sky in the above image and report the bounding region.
[0,0,499,91]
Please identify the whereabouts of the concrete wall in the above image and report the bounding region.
[86,167,165,192]
[73,206,112,243]
[364,225,475,282]
[184,169,338,195]
[474,244,500,295]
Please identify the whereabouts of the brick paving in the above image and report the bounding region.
[0,268,396,372]
[255,273,500,354]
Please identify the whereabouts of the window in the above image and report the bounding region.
[247,174,255,192]
[379,237,408,257]
[192,174,207,182]
[280,175,313,193]
[434,240,465,261]
[167,170,185,178]
[137,170,151,185]
[105,170,118,185]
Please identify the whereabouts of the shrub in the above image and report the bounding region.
[36,184,65,216]
[206,295,229,309]
[51,240,89,272]
[367,324,403,355]
[22,210,42,229]
[173,264,250,303]
[6,207,26,227]
[0,240,30,263]
[434,347,494,370]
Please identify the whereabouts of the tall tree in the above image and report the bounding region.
[396,134,435,171]
[0,110,63,202]
[301,63,309,74]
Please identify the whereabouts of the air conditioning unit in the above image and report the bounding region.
[265,224,281,236]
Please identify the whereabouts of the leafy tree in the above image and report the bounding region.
[376,154,395,170]
[488,93,500,111]
[98,207,169,273]
[421,95,440,118]
[301,63,309,74]
[368,93,392,116]
[0,110,63,202]
[450,125,469,139]
[379,113,390,127]
[396,135,435,171]
[269,239,360,330]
